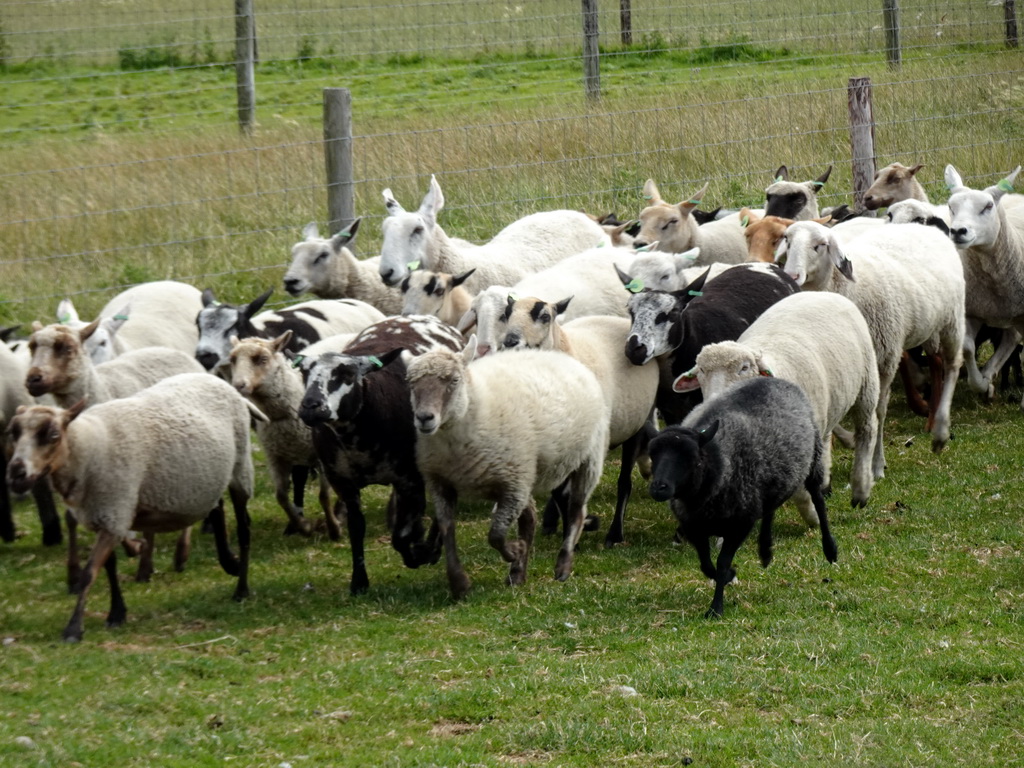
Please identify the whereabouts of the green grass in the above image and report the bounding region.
[2,383,1024,766]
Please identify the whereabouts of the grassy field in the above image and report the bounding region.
[1,5,1024,764]
[2,383,1023,766]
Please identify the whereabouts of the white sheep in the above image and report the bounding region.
[675,291,880,519]
[228,331,341,541]
[775,221,965,475]
[885,199,950,233]
[632,178,749,265]
[498,296,659,547]
[377,174,608,290]
[400,268,477,326]
[284,219,404,315]
[862,162,929,210]
[405,338,610,598]
[945,164,1024,404]
[6,373,264,642]
[25,321,204,410]
[56,281,204,365]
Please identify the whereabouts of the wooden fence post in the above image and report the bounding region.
[848,77,876,213]
[234,0,255,134]
[1006,0,1019,48]
[882,0,901,69]
[620,0,632,46]
[323,88,355,236]
[582,0,601,100]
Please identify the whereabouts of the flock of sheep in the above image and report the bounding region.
[2,160,1022,639]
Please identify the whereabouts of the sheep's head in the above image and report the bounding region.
[379,175,443,287]
[195,288,272,372]
[404,339,474,435]
[499,296,571,352]
[764,165,831,220]
[297,347,401,426]
[946,164,1020,249]
[775,221,852,289]
[632,178,707,253]
[25,322,93,397]
[862,162,925,210]
[625,247,701,292]
[6,401,85,495]
[677,341,767,399]
[456,286,511,358]
[284,219,361,298]
[400,268,475,318]
[647,422,719,503]
[229,331,291,398]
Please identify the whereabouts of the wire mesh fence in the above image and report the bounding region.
[1,0,1021,322]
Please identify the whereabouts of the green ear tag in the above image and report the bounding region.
[408,260,421,271]
[291,354,305,369]
[686,198,702,205]
[998,179,1014,192]
[625,279,644,293]
[775,175,784,183]
[58,313,70,323]
[113,314,129,321]
[368,355,383,369]
[741,215,750,228]
[596,240,605,247]
[688,290,703,297]
[643,194,653,200]
[812,180,825,187]
[508,292,519,302]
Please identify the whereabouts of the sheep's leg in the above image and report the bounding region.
[487,494,532,587]
[274,461,312,537]
[499,502,535,587]
[135,533,155,582]
[0,449,13,543]
[432,484,470,600]
[208,499,241,577]
[33,480,62,547]
[757,508,776,568]
[291,465,308,511]
[104,548,127,629]
[790,487,819,528]
[385,490,398,533]
[228,486,251,602]
[341,487,369,595]
[898,351,931,417]
[688,533,718,581]
[540,484,565,537]
[706,528,752,619]
[66,509,82,594]
[554,492,586,584]
[979,328,1022,400]
[871,366,897,481]
[390,486,427,569]
[606,433,642,548]
[173,527,192,572]
[832,425,855,450]
[808,481,838,564]
[316,471,342,542]
[63,529,120,643]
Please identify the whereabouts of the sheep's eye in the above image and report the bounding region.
[654,312,669,325]
[661,273,671,283]
[314,250,329,265]
[10,425,20,441]
[412,225,424,236]
[776,253,787,266]
[540,313,551,324]
[983,202,994,213]
[662,219,677,230]
[434,288,445,297]
[53,341,65,354]
[48,429,61,443]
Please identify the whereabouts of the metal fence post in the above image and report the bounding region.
[848,76,876,212]
[234,0,255,134]
[324,88,355,235]
[582,0,601,100]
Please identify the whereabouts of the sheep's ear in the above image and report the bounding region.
[813,165,833,188]
[302,221,320,240]
[773,165,789,182]
[455,307,477,334]
[65,399,87,424]
[739,207,759,228]
[671,367,701,393]
[451,268,476,287]
[399,349,415,370]
[944,164,966,193]
[56,299,80,325]
[813,215,832,226]
[329,218,360,251]
[774,236,789,265]
[680,182,709,214]
[696,420,719,447]
[908,163,925,177]
[676,267,711,301]
[243,288,274,322]
[79,319,101,341]
[105,304,130,334]
[674,248,700,271]
[229,334,241,349]
[503,294,517,321]
[615,264,642,293]
[31,321,44,332]
[827,237,855,282]
[375,347,404,369]
[418,174,444,227]
[0,324,20,343]
[754,352,773,377]
[270,330,293,353]
[554,296,573,316]
[382,187,405,215]
[462,334,478,364]
[986,165,1021,202]
[642,179,663,205]
[201,288,218,308]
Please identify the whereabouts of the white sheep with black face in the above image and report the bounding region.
[945,164,1024,405]
[775,220,965,473]
[763,164,833,220]
[405,338,609,599]
[377,174,608,290]
[283,220,404,315]
[399,267,477,326]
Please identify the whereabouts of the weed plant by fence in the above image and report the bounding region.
[1,0,1022,324]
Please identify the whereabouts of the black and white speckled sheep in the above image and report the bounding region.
[648,376,838,618]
